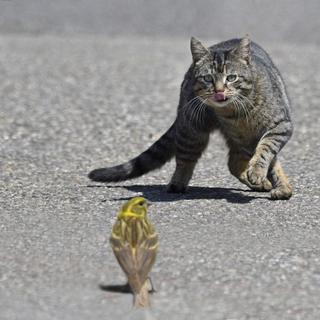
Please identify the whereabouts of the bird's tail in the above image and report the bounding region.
[133,279,151,309]
[88,124,176,182]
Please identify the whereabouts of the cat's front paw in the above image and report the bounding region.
[240,163,272,191]
[240,175,272,192]
[246,163,267,186]
[270,184,293,200]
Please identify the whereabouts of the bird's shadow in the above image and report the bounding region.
[99,283,132,294]
[87,183,268,204]
[99,281,156,294]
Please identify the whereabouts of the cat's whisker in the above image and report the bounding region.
[199,104,205,127]
[180,97,201,121]
[232,98,242,125]
[232,97,243,123]
[237,93,255,110]
[230,93,250,124]
[181,94,211,125]
[179,96,200,112]
[200,99,208,127]
[235,96,249,123]
[237,97,250,124]
[188,99,202,124]
[189,102,198,123]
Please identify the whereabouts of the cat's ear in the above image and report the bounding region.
[190,37,209,62]
[230,35,251,64]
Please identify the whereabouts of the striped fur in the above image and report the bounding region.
[89,37,293,200]
[89,124,176,182]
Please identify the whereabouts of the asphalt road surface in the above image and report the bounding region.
[0,35,319,320]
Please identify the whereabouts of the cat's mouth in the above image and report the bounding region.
[197,91,234,108]
[206,92,233,107]
[213,92,227,102]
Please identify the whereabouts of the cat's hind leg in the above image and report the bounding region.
[228,149,273,192]
[268,158,293,200]
[167,160,197,193]
[167,127,209,193]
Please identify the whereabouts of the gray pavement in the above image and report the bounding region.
[0,34,320,320]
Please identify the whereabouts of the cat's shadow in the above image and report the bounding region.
[87,184,267,204]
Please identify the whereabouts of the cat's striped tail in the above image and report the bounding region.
[88,124,176,182]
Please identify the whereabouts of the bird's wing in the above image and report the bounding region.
[110,236,136,276]
[135,231,158,282]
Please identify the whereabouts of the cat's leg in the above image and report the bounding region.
[228,149,272,191]
[167,126,209,193]
[268,158,293,200]
[167,160,197,193]
[245,122,292,193]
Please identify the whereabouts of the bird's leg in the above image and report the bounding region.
[146,277,156,293]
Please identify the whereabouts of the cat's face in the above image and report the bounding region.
[191,37,253,108]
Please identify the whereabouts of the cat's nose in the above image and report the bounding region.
[214,81,225,93]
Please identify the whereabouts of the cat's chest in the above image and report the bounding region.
[219,118,259,147]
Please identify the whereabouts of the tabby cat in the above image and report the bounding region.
[89,36,293,200]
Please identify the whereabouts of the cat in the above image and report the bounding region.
[89,36,293,200]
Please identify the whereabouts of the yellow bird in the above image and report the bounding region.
[110,197,158,308]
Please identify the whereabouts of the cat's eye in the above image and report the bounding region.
[203,74,213,83]
[226,74,238,82]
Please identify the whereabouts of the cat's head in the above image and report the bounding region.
[191,36,253,108]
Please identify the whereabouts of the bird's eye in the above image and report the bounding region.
[203,74,213,83]
[226,74,238,82]
[138,201,145,206]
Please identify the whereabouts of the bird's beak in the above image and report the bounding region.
[147,203,152,208]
